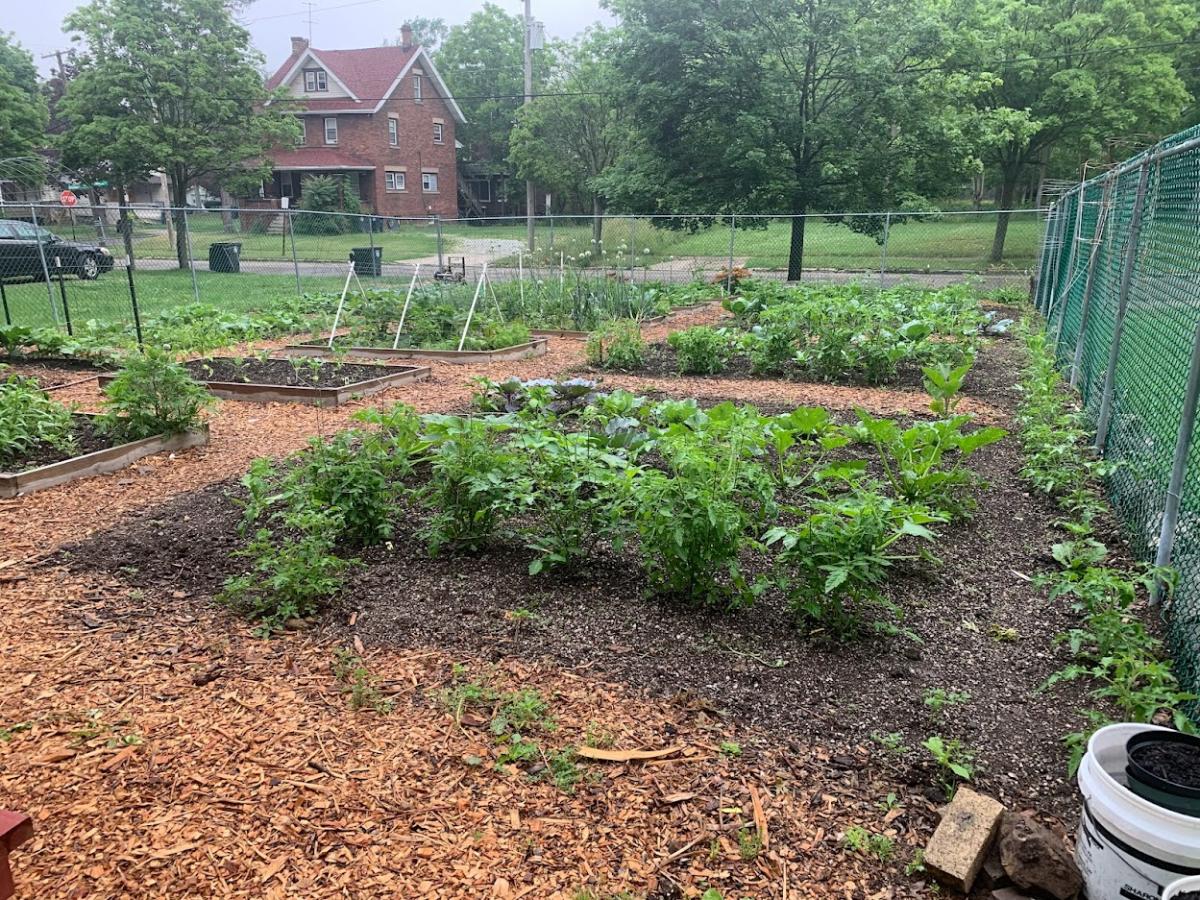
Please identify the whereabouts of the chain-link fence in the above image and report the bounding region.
[1037,122,1200,702]
[0,203,1040,348]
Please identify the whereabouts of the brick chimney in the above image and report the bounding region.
[400,24,413,50]
[291,36,309,55]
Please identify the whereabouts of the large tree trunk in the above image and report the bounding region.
[990,169,1019,263]
[169,168,189,270]
[591,195,604,247]
[787,203,807,282]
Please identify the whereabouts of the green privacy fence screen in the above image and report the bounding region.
[1038,122,1200,700]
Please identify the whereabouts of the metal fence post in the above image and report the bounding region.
[182,207,200,303]
[1070,176,1114,388]
[1095,160,1152,454]
[1,281,9,326]
[1152,321,1200,604]
[126,263,144,349]
[879,212,891,288]
[54,257,73,336]
[29,205,59,325]
[288,210,302,295]
[368,216,376,277]
[727,215,736,293]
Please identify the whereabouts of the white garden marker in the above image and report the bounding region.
[327,258,366,350]
[458,263,490,352]
[392,264,421,350]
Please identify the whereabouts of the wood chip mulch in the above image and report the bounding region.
[0,302,976,897]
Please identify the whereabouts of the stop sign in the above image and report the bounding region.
[59,190,77,207]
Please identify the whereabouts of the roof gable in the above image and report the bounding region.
[265,44,465,123]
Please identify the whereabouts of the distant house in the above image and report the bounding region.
[257,28,464,219]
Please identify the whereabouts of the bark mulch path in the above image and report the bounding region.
[1,303,1082,898]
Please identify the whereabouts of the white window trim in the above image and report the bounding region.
[432,122,444,144]
[303,68,328,92]
[324,117,338,145]
[413,75,422,101]
[388,117,398,147]
[421,172,438,193]
[296,118,307,146]
[385,170,407,192]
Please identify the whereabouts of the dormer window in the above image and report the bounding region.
[303,68,328,92]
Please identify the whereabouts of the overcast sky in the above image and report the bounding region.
[10,0,615,75]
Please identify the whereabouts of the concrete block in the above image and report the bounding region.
[924,787,1006,893]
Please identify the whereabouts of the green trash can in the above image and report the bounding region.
[209,241,241,273]
[351,246,382,277]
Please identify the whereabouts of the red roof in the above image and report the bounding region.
[267,148,376,170]
[266,45,420,106]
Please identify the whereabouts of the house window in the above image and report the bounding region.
[421,172,438,193]
[303,69,328,92]
[296,118,307,146]
[388,117,398,146]
[324,117,338,144]
[413,75,422,101]
[432,122,444,144]
[385,171,406,192]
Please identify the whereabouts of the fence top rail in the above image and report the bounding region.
[0,203,1050,222]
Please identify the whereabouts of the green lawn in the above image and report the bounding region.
[1,268,349,331]
[445,213,1042,273]
[44,215,443,264]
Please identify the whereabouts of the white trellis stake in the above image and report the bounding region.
[393,264,421,349]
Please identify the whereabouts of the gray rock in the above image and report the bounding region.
[997,811,1082,900]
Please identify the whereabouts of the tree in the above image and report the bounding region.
[947,0,1195,261]
[0,33,48,162]
[437,2,555,165]
[508,28,629,242]
[59,0,299,268]
[606,0,966,279]
[396,18,449,52]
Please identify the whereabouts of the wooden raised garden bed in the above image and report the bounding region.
[281,337,550,365]
[0,416,208,498]
[530,328,589,340]
[97,358,430,407]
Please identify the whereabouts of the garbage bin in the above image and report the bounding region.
[209,241,241,273]
[351,246,382,277]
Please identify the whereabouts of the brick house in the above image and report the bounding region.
[258,28,464,218]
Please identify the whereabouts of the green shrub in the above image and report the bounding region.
[586,321,645,370]
[0,373,76,467]
[765,490,943,636]
[668,326,729,375]
[97,350,212,441]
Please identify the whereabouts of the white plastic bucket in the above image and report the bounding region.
[1164,874,1200,898]
[1076,724,1200,900]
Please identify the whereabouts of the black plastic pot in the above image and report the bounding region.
[1126,730,1200,817]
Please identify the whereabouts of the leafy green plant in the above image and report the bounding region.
[0,373,76,467]
[332,648,393,713]
[219,507,353,635]
[842,826,895,862]
[923,688,971,714]
[851,410,1005,519]
[586,321,645,370]
[922,735,975,797]
[98,349,212,441]
[668,326,729,375]
[765,490,943,637]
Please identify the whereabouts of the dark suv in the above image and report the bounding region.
[0,218,115,281]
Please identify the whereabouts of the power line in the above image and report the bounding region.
[240,0,385,26]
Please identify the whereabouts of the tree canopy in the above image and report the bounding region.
[508,28,629,239]
[604,0,971,277]
[437,2,555,164]
[58,0,297,266]
[0,32,48,164]
[946,0,1196,260]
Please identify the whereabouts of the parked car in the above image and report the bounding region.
[0,219,114,281]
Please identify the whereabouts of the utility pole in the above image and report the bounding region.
[524,0,535,251]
